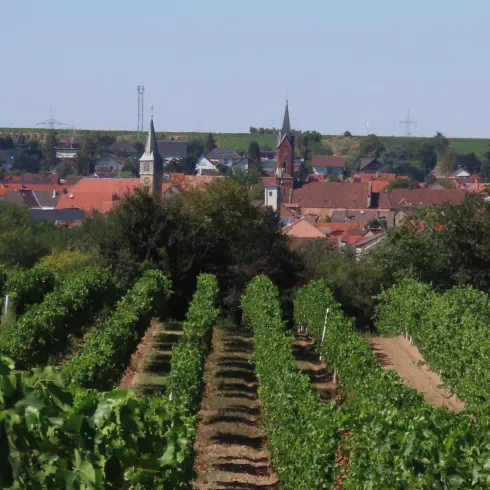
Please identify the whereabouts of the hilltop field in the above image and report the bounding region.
[1,127,489,157]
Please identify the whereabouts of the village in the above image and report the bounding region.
[0,101,485,256]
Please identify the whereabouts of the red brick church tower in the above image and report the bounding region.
[275,99,294,203]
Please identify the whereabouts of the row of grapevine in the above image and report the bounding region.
[62,270,172,390]
[241,276,340,488]
[2,265,57,316]
[0,267,118,368]
[1,273,220,489]
[295,280,490,488]
[376,278,490,414]
[0,357,195,489]
[166,273,219,413]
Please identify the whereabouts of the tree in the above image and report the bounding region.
[434,131,449,157]
[249,126,258,134]
[439,151,457,175]
[424,173,437,187]
[328,174,341,182]
[295,160,309,182]
[343,130,352,138]
[384,178,419,191]
[205,133,217,154]
[121,158,139,177]
[41,129,58,171]
[80,182,302,317]
[56,161,75,179]
[359,134,385,157]
[248,141,261,170]
[13,154,40,174]
[456,152,481,174]
[226,167,262,187]
[0,136,14,150]
[377,194,490,293]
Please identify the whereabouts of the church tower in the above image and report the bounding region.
[276,99,294,178]
[139,113,163,195]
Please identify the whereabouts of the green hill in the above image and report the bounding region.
[1,128,489,158]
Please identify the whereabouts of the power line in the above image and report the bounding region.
[400,109,418,136]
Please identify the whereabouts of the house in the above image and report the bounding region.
[94,155,126,177]
[195,156,250,176]
[359,157,383,173]
[330,209,395,228]
[311,156,345,179]
[195,156,219,176]
[30,208,85,225]
[1,188,64,209]
[290,182,372,217]
[157,141,188,163]
[56,148,77,159]
[56,178,141,215]
[378,188,468,211]
[206,148,242,166]
[109,140,141,157]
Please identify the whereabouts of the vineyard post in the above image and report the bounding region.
[4,294,9,316]
[319,308,330,361]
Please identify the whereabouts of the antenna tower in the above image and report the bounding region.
[137,85,145,138]
[400,109,418,136]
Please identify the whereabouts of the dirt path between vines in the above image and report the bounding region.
[367,336,465,413]
[192,324,278,490]
[118,320,183,395]
[293,332,338,403]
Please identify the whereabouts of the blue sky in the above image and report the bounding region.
[1,0,489,137]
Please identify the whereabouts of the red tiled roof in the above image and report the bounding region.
[353,172,397,182]
[1,183,71,192]
[379,188,468,210]
[371,181,390,193]
[4,173,60,184]
[312,156,346,168]
[307,174,325,182]
[263,176,277,187]
[292,182,370,209]
[56,178,140,215]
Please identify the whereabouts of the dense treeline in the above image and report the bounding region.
[78,181,301,317]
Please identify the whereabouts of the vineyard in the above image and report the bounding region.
[3,258,490,487]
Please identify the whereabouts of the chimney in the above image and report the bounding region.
[52,190,56,199]
[367,181,372,208]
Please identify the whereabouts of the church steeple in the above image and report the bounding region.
[139,111,163,195]
[280,98,292,143]
[276,98,294,180]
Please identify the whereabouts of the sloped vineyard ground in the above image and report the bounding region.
[367,336,465,413]
[192,324,278,490]
[293,331,338,403]
[119,320,183,395]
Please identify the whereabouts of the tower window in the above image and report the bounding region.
[143,162,150,172]
[269,191,273,196]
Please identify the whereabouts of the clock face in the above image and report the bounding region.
[143,177,150,184]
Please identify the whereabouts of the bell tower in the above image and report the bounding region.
[276,98,294,178]
[139,111,163,195]
[275,98,295,204]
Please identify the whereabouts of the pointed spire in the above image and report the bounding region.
[143,113,161,159]
[281,97,291,142]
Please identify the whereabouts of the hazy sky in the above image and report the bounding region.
[1,0,489,137]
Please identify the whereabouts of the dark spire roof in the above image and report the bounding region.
[140,114,163,171]
[143,115,161,158]
[281,99,292,142]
